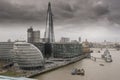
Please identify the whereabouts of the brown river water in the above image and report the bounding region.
[34,48,120,80]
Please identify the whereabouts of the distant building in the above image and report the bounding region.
[60,37,70,43]
[71,40,79,43]
[27,27,33,43]
[15,40,26,42]
[33,30,40,43]
[78,37,81,43]
[40,38,46,43]
[11,42,44,70]
[82,39,89,48]
[90,41,116,48]
[0,42,14,62]
[82,39,90,53]
[27,27,40,43]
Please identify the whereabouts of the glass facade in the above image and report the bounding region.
[11,42,44,70]
[33,42,83,58]
[53,43,83,58]
[0,42,14,62]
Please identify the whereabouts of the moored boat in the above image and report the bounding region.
[77,69,85,75]
[71,68,77,75]
[105,54,112,62]
[101,49,112,62]
[71,68,85,75]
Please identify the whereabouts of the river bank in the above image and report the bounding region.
[26,54,89,78]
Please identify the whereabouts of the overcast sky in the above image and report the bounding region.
[0,0,120,42]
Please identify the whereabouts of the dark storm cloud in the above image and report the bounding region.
[0,0,47,23]
[104,0,120,24]
[0,0,120,42]
[93,3,109,16]
[0,0,119,25]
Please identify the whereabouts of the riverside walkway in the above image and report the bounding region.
[25,54,88,78]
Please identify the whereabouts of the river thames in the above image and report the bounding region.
[34,48,120,80]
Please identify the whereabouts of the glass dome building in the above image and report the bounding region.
[11,42,44,70]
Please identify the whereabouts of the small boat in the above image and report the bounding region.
[99,64,104,66]
[105,54,112,62]
[71,68,85,75]
[77,69,85,75]
[101,49,112,62]
[71,68,77,75]
[98,51,100,53]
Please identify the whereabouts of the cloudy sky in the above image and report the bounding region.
[0,0,120,42]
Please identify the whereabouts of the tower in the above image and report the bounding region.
[27,27,33,43]
[33,30,40,43]
[44,2,55,58]
[78,37,81,43]
[44,2,55,43]
[27,27,40,43]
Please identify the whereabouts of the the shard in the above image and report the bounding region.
[44,2,55,43]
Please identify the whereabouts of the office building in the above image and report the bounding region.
[27,27,40,43]
[53,43,82,58]
[33,30,40,43]
[71,40,79,43]
[11,42,44,70]
[0,42,14,62]
[78,37,81,42]
[82,39,90,53]
[60,37,70,43]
